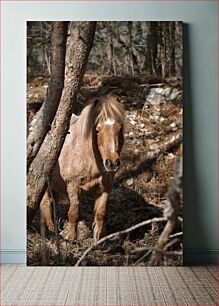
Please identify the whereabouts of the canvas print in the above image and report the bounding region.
[27,21,183,266]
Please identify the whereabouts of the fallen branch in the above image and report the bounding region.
[164,238,179,251]
[169,231,183,239]
[133,247,183,256]
[131,246,182,257]
[132,247,182,266]
[133,250,152,266]
[75,217,166,266]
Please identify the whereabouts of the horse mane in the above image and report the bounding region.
[72,95,124,141]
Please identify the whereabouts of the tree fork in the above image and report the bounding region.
[27,22,96,224]
[27,22,69,171]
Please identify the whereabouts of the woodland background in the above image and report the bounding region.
[27,21,183,266]
[27,21,182,79]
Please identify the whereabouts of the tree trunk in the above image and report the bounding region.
[27,22,96,224]
[170,22,176,77]
[27,22,68,171]
[107,22,116,75]
[145,22,158,77]
[128,21,134,75]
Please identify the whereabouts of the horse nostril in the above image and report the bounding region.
[115,159,121,168]
[105,159,113,169]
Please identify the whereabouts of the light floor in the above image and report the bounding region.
[1,265,218,305]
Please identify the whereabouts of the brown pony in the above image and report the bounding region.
[40,95,124,241]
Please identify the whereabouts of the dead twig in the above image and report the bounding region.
[169,231,183,239]
[131,246,182,257]
[133,250,152,266]
[47,176,61,264]
[75,217,166,266]
[164,238,179,251]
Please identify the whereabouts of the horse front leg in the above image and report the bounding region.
[93,191,109,241]
[65,184,80,241]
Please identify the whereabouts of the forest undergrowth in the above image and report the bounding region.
[27,74,183,266]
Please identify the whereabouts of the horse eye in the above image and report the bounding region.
[96,124,101,133]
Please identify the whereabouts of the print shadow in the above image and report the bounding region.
[183,24,207,264]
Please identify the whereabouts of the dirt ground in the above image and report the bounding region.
[27,74,183,266]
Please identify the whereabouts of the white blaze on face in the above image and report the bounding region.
[105,118,115,153]
[105,118,115,125]
[110,138,116,154]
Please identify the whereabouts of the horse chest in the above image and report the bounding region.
[79,175,103,193]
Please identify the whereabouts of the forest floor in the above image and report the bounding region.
[27,74,183,266]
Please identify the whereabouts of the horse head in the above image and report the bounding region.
[94,95,124,172]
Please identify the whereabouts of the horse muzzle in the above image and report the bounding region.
[104,158,121,172]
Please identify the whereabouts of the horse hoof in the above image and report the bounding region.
[93,226,106,241]
[64,232,76,241]
[93,231,101,241]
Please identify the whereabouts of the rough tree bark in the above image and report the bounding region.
[107,22,117,75]
[27,22,96,224]
[170,22,176,76]
[145,22,158,77]
[128,21,135,75]
[27,22,68,171]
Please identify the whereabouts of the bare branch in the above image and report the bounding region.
[75,217,166,266]
[164,238,179,251]
[131,245,182,257]
[133,250,152,266]
[169,231,183,239]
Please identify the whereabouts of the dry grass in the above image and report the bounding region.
[27,74,183,266]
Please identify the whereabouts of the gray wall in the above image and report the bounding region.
[1,1,218,264]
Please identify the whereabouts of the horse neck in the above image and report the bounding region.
[73,119,97,162]
[70,110,106,176]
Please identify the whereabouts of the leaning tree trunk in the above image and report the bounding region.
[27,22,68,171]
[27,22,96,224]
